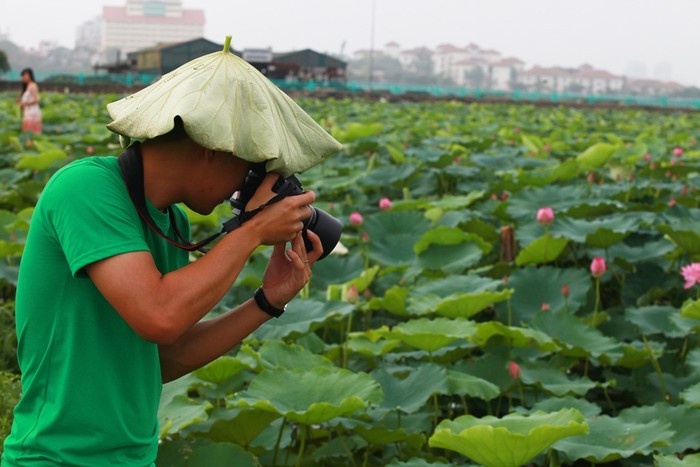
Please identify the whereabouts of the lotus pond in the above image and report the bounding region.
[1,92,699,466]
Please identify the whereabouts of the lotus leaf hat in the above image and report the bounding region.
[106,36,342,176]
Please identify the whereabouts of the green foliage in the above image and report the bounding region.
[2,92,700,465]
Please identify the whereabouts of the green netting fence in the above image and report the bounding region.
[3,70,698,110]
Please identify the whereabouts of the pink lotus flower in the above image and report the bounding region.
[346,284,359,303]
[536,207,554,225]
[349,212,363,226]
[541,303,550,312]
[86,146,94,155]
[590,257,607,278]
[561,284,570,298]
[669,198,677,207]
[378,197,392,211]
[673,147,683,157]
[681,263,700,289]
[508,361,521,379]
[644,153,652,162]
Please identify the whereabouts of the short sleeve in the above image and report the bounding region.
[40,159,150,277]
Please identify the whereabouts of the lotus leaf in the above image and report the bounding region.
[243,339,333,371]
[470,321,557,351]
[553,415,674,463]
[157,439,260,467]
[364,211,432,266]
[619,402,700,455]
[193,355,249,385]
[250,299,354,341]
[159,394,213,437]
[184,407,279,447]
[429,409,588,467]
[681,299,700,320]
[446,369,500,401]
[372,364,448,413]
[654,453,700,467]
[515,233,568,266]
[230,366,382,425]
[384,317,477,352]
[680,382,700,407]
[106,36,342,176]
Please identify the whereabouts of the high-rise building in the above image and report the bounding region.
[101,0,204,61]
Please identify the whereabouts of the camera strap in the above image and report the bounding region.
[117,143,221,253]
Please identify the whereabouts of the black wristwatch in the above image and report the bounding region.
[253,287,287,318]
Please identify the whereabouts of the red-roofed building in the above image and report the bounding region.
[102,0,204,59]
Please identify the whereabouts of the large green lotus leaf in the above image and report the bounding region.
[15,147,67,171]
[519,364,608,396]
[655,453,700,467]
[364,211,432,266]
[527,395,602,418]
[657,225,700,256]
[576,142,617,169]
[368,286,409,316]
[470,321,557,351]
[159,394,213,437]
[680,382,700,407]
[414,228,487,273]
[446,369,500,401]
[625,306,699,338]
[504,266,591,323]
[230,366,382,425]
[553,415,674,463]
[417,193,485,211]
[681,299,700,320]
[619,402,700,455]
[506,185,616,222]
[515,233,568,266]
[373,364,448,413]
[687,349,700,374]
[605,238,676,264]
[243,339,333,371]
[106,36,341,176]
[185,407,279,447]
[157,438,260,467]
[348,331,401,356]
[407,276,511,318]
[193,355,249,384]
[432,290,513,319]
[308,252,366,289]
[531,311,624,363]
[331,121,383,142]
[355,427,425,449]
[383,317,477,352]
[429,409,588,467]
[250,299,354,341]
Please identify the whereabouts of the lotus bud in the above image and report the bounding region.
[536,207,554,225]
[349,212,364,226]
[590,257,607,278]
[508,361,521,379]
[378,197,393,211]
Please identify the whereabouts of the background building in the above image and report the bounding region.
[101,0,204,63]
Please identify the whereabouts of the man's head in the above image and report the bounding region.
[140,118,251,215]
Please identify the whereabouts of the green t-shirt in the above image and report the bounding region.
[2,156,190,466]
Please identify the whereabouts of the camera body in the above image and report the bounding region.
[229,164,341,260]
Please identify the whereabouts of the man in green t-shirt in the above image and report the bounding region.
[2,123,325,465]
[4,41,343,465]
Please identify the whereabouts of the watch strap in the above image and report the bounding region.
[254,287,287,318]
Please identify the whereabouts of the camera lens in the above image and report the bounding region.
[302,208,342,260]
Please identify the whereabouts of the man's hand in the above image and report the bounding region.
[243,173,315,245]
[259,230,323,308]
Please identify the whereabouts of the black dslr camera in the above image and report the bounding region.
[228,163,341,260]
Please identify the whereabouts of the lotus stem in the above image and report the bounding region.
[592,277,601,324]
[642,335,669,401]
[295,425,309,467]
[272,417,286,466]
[223,35,232,53]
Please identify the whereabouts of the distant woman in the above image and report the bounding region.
[18,68,42,134]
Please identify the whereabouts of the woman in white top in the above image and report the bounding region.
[18,68,42,134]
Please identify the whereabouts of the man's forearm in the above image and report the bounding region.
[158,299,270,383]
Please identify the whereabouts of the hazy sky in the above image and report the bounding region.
[1,0,697,86]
